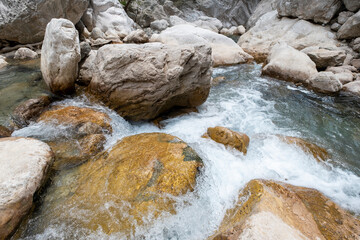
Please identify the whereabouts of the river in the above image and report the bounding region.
[2,62,359,239]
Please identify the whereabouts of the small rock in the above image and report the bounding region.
[0,125,12,138]
[80,42,91,60]
[0,137,53,239]
[211,76,226,86]
[338,11,354,25]
[307,71,342,94]
[351,59,360,70]
[123,29,149,43]
[11,95,52,128]
[0,57,7,69]
[204,126,250,154]
[342,81,360,96]
[14,47,38,60]
[220,27,231,36]
[343,0,360,12]
[326,65,357,74]
[90,27,104,40]
[150,19,169,32]
[351,37,360,52]
[330,22,341,31]
[335,72,354,84]
[237,25,246,35]
[169,15,188,26]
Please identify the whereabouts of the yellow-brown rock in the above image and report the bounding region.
[0,125,12,138]
[48,134,106,170]
[277,135,330,161]
[211,179,360,240]
[205,126,250,154]
[38,106,112,134]
[47,133,202,236]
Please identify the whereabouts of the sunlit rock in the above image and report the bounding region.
[0,137,53,239]
[39,133,202,236]
[239,11,351,63]
[262,42,318,84]
[203,126,250,154]
[301,47,346,69]
[211,179,360,239]
[89,43,212,121]
[342,81,360,96]
[150,24,253,66]
[123,29,149,43]
[41,19,81,95]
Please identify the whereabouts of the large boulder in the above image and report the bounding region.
[37,133,202,236]
[343,0,360,12]
[337,10,360,40]
[211,179,360,239]
[88,43,212,121]
[277,0,342,24]
[81,0,136,41]
[306,72,342,94]
[262,42,318,84]
[239,11,351,62]
[0,137,53,239]
[150,24,253,66]
[0,0,89,44]
[41,19,81,94]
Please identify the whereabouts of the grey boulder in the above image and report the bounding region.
[0,0,89,44]
[337,10,360,39]
[88,43,212,121]
[307,72,342,94]
[41,19,81,94]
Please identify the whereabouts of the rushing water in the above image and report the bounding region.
[8,63,360,239]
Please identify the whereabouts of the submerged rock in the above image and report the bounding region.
[0,126,12,138]
[11,95,52,129]
[306,72,342,94]
[211,179,360,240]
[277,135,330,161]
[41,19,81,95]
[277,0,342,24]
[204,126,250,154]
[38,106,112,134]
[0,137,53,239]
[14,48,38,60]
[0,0,89,44]
[151,24,253,66]
[89,43,212,121]
[43,133,202,236]
[337,10,360,40]
[37,106,112,169]
[262,42,318,84]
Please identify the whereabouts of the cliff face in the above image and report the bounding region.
[128,0,262,28]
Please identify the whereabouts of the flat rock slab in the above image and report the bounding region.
[0,137,53,239]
